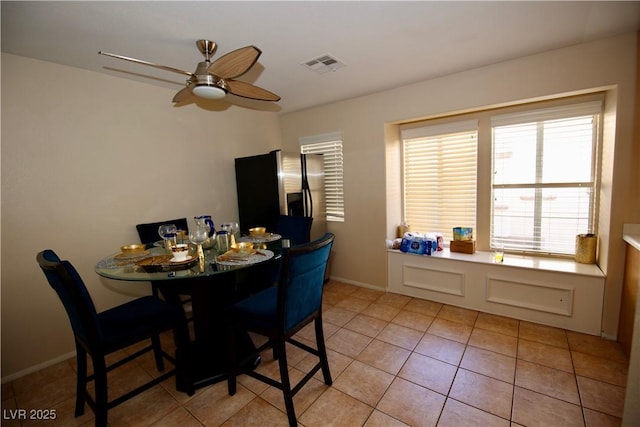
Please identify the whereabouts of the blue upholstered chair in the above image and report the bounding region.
[226,233,335,427]
[276,214,313,246]
[37,249,189,427]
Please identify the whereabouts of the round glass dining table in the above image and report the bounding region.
[95,242,282,394]
[95,245,278,281]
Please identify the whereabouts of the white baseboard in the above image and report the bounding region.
[328,276,385,292]
[2,350,75,384]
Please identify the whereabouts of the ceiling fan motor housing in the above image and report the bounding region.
[191,62,227,92]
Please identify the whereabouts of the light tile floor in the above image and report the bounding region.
[1,280,629,426]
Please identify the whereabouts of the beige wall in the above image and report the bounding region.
[0,53,282,379]
[280,33,639,339]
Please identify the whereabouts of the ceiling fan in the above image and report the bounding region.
[99,39,280,104]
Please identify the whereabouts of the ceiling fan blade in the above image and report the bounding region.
[99,51,193,77]
[172,86,193,103]
[226,80,280,102]
[208,46,261,79]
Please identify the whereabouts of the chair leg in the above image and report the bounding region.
[74,345,87,417]
[150,334,165,372]
[273,345,281,360]
[93,356,108,427]
[314,317,332,385]
[275,338,297,427]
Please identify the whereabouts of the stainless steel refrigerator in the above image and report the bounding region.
[234,150,326,241]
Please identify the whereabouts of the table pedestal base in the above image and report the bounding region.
[158,273,263,394]
[175,335,260,393]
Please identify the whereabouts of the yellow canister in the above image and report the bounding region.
[575,234,597,264]
[397,223,410,238]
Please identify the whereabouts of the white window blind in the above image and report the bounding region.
[401,120,478,242]
[491,101,601,255]
[300,132,345,222]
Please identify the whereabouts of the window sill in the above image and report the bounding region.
[387,248,605,278]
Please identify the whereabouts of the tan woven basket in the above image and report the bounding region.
[575,234,597,264]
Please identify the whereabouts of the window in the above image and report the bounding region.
[300,132,345,221]
[395,94,603,257]
[491,101,601,255]
[401,121,478,242]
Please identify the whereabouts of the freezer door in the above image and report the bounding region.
[235,152,280,235]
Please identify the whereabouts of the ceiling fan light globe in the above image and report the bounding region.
[192,85,226,100]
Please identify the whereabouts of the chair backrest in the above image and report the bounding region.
[278,233,334,332]
[136,218,189,244]
[276,215,313,246]
[36,250,102,350]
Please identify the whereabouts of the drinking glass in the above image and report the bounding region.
[189,223,210,261]
[216,231,230,255]
[158,224,178,254]
[493,245,504,263]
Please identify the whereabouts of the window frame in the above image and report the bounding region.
[490,101,602,256]
[394,93,604,258]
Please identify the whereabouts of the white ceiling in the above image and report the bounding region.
[2,1,639,114]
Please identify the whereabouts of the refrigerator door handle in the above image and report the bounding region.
[305,188,313,217]
[301,155,313,218]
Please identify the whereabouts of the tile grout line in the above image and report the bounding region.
[511,321,521,425]
[568,335,590,427]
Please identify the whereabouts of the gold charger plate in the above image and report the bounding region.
[241,233,282,243]
[217,249,257,262]
[216,249,273,266]
[135,254,198,272]
[114,250,151,260]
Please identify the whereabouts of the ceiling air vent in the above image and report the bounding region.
[302,54,346,74]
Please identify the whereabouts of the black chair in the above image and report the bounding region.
[226,233,335,427]
[276,215,313,246]
[37,249,189,427]
[135,218,189,247]
[136,218,192,310]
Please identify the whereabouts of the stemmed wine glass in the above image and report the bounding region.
[189,222,210,262]
[221,222,240,246]
[158,224,178,254]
